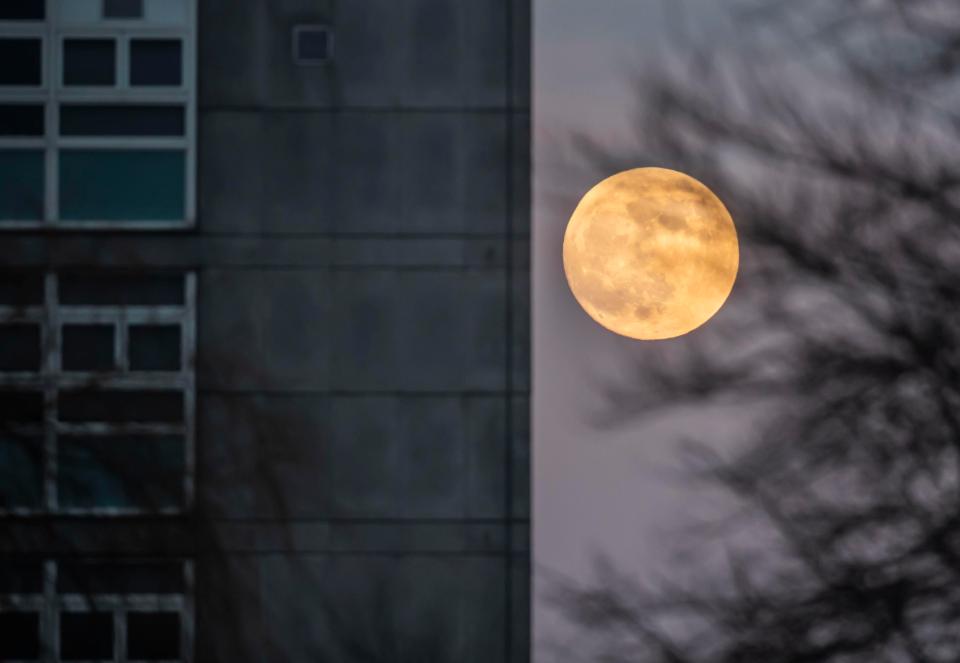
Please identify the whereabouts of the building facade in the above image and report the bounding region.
[0,0,530,660]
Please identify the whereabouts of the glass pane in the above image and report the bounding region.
[0,613,40,660]
[60,612,113,660]
[0,324,40,371]
[0,39,41,85]
[0,273,44,306]
[130,39,181,86]
[58,435,184,508]
[62,324,115,372]
[57,561,184,594]
[0,433,42,508]
[296,27,332,62]
[59,150,185,221]
[63,39,115,86]
[104,0,142,18]
[0,562,43,593]
[61,104,184,137]
[0,150,43,220]
[59,390,183,423]
[59,273,184,306]
[0,391,43,423]
[0,0,44,20]
[129,325,181,371]
[0,105,44,136]
[128,612,180,660]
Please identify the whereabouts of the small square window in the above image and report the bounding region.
[131,39,182,86]
[130,325,181,371]
[0,612,41,659]
[127,612,181,659]
[64,39,116,86]
[0,105,44,136]
[104,0,143,19]
[62,324,115,372]
[0,0,45,21]
[293,25,333,65]
[60,612,114,661]
[0,324,41,371]
[0,39,42,86]
[0,390,43,423]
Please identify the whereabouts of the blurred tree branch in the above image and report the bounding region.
[550,1,960,661]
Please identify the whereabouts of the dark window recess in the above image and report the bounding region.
[104,0,142,19]
[63,39,115,86]
[59,435,185,509]
[59,274,184,306]
[58,561,184,594]
[294,26,333,63]
[130,39,181,86]
[61,104,184,137]
[0,324,40,371]
[0,149,44,220]
[0,273,43,306]
[130,325,181,371]
[0,391,43,423]
[0,433,42,507]
[0,39,42,86]
[62,324,115,372]
[0,0,45,20]
[0,105,44,136]
[127,612,180,660]
[0,612,40,660]
[59,390,183,423]
[0,562,43,593]
[60,612,113,661]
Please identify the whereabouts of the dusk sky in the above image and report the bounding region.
[533,0,741,652]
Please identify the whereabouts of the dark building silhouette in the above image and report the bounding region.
[0,1,530,660]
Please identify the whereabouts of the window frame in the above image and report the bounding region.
[0,272,196,517]
[0,0,196,229]
[0,559,194,663]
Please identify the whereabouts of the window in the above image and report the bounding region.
[0,559,193,662]
[0,0,44,21]
[131,39,182,86]
[63,39,116,86]
[293,25,334,64]
[0,272,195,515]
[0,1,195,227]
[0,38,42,85]
[104,0,144,20]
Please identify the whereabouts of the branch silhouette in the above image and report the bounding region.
[550,2,960,661]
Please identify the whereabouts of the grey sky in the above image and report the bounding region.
[533,0,739,655]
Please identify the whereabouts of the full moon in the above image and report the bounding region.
[563,167,739,340]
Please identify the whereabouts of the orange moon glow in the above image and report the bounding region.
[563,167,739,340]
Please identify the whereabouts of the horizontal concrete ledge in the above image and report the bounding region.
[200,105,531,115]
[0,520,529,556]
[211,521,530,555]
[0,236,531,270]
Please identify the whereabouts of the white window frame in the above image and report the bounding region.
[0,559,194,663]
[0,0,197,229]
[0,272,196,517]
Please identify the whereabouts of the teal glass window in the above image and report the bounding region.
[0,150,44,220]
[58,435,185,509]
[59,150,185,221]
[0,433,42,508]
